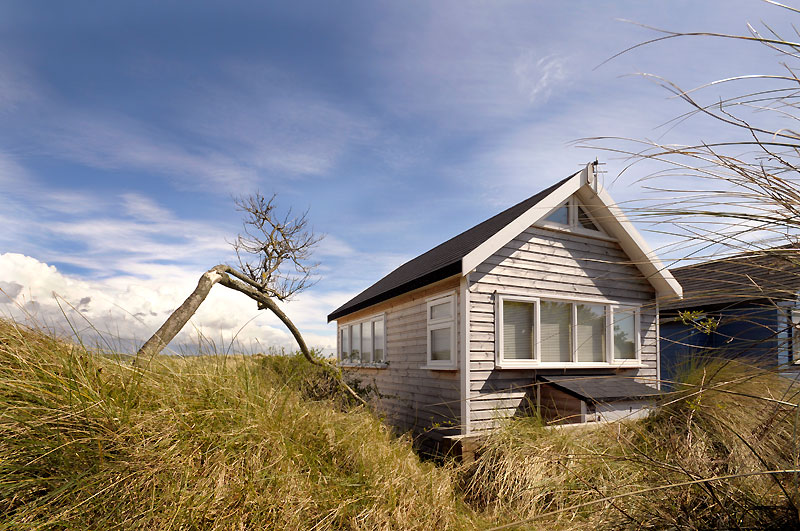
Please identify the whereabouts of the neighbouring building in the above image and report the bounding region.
[661,245,800,385]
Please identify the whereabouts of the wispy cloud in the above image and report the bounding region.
[514,52,569,104]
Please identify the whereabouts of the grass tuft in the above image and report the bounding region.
[0,319,475,529]
[5,318,800,529]
[459,360,800,529]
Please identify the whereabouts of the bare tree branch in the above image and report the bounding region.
[135,194,366,405]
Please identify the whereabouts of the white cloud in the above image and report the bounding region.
[0,252,338,355]
[514,52,569,104]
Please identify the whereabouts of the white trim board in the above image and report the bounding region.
[461,163,682,300]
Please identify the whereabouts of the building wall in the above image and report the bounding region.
[660,304,781,386]
[336,276,463,442]
[467,225,658,431]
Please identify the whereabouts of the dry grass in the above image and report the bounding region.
[460,360,800,529]
[4,318,800,529]
[0,319,477,530]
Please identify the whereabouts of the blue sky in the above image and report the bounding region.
[0,1,788,353]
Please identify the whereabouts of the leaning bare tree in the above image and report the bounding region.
[136,193,364,403]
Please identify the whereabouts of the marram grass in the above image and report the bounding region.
[0,319,476,530]
[3,318,800,530]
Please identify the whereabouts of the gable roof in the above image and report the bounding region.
[663,245,800,310]
[328,164,682,322]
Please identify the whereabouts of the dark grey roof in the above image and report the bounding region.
[539,375,663,402]
[327,173,576,322]
[663,245,800,311]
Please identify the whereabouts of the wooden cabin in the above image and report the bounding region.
[327,163,682,447]
[661,246,800,385]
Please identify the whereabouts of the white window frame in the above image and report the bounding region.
[495,292,642,369]
[538,197,614,241]
[338,313,387,368]
[424,293,458,369]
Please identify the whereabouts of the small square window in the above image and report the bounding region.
[426,294,457,368]
[545,202,569,225]
[430,301,451,321]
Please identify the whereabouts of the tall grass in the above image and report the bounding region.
[5,317,800,529]
[462,360,800,529]
[0,319,475,530]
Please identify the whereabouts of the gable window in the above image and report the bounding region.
[426,294,456,368]
[495,294,640,368]
[339,314,386,366]
[543,197,603,234]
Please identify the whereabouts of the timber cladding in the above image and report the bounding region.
[467,226,658,431]
[328,165,678,440]
[339,276,463,438]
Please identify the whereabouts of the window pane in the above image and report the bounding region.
[350,324,360,362]
[361,322,372,363]
[430,301,451,320]
[540,301,572,362]
[576,304,606,362]
[577,205,599,231]
[613,308,636,360]
[373,319,385,363]
[340,328,349,361]
[503,301,534,359]
[431,327,451,361]
[545,202,569,225]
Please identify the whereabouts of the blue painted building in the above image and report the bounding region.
[660,246,800,386]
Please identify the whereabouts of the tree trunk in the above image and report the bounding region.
[135,266,366,405]
[217,275,367,405]
[135,266,225,366]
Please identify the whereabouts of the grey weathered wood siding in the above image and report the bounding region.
[468,225,658,431]
[336,277,462,439]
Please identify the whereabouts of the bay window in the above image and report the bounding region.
[496,294,640,367]
[339,314,386,366]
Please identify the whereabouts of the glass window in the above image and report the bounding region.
[613,308,636,360]
[373,319,385,363]
[540,301,572,362]
[577,205,599,231]
[427,294,456,367]
[361,321,372,363]
[430,301,451,321]
[340,328,349,361]
[430,327,451,361]
[498,297,638,366]
[545,202,569,225]
[503,301,534,359]
[350,323,360,363]
[576,303,606,362]
[340,317,385,366]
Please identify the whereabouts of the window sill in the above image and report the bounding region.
[340,362,389,369]
[420,364,458,371]
[495,360,646,370]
